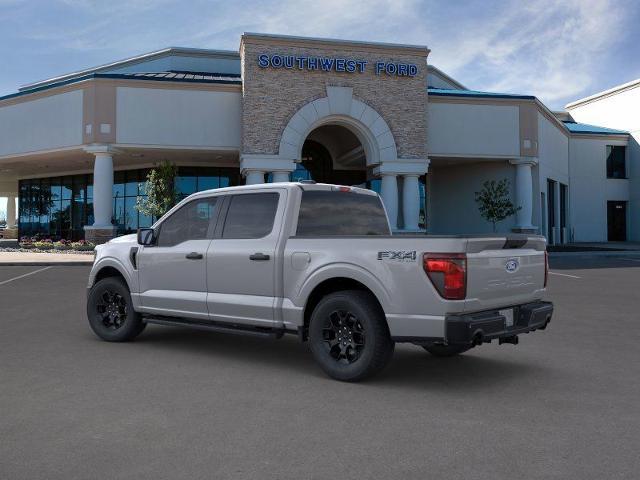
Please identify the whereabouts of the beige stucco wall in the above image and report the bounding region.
[0,90,83,157]
[428,161,517,234]
[240,36,428,160]
[116,86,242,148]
[569,136,629,242]
[567,86,639,241]
[427,101,520,157]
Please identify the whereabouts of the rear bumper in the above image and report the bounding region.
[445,300,553,345]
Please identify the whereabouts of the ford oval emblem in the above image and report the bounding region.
[505,259,519,273]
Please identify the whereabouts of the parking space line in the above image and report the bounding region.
[549,271,581,279]
[0,266,52,286]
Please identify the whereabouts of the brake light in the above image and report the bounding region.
[544,250,549,287]
[423,253,467,300]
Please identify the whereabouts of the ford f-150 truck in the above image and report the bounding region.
[87,181,553,381]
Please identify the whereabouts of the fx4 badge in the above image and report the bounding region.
[377,250,417,262]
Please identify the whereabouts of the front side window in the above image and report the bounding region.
[607,145,626,179]
[296,190,390,236]
[157,197,218,247]
[222,193,280,239]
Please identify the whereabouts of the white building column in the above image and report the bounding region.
[6,195,16,229]
[240,154,295,186]
[375,159,429,232]
[271,171,291,183]
[244,170,265,185]
[84,145,118,243]
[509,157,538,232]
[380,174,398,229]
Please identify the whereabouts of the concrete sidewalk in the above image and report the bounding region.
[0,251,94,266]
[566,242,640,251]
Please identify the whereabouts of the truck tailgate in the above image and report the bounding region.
[464,236,546,312]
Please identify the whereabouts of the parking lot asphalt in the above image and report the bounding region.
[1,257,639,480]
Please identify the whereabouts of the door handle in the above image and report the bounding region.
[185,252,204,260]
[249,252,270,261]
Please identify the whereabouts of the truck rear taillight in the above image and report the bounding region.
[423,253,467,300]
[544,250,549,287]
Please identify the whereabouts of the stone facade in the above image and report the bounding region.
[240,35,429,161]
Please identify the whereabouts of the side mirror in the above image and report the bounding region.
[137,228,156,246]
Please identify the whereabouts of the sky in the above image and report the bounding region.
[1,0,640,215]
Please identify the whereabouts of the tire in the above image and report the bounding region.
[308,290,394,382]
[87,277,145,342]
[422,344,471,357]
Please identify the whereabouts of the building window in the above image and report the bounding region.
[18,166,239,240]
[606,145,626,179]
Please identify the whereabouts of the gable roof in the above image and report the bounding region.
[427,66,466,90]
[562,121,628,135]
[19,47,240,92]
[0,71,241,103]
[428,87,535,100]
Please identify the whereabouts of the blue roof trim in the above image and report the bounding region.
[428,87,535,100]
[562,121,628,135]
[0,72,242,102]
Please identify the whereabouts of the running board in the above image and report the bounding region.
[143,316,285,339]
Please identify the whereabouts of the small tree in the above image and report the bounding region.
[474,179,520,232]
[136,161,179,219]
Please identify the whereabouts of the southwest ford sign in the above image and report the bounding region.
[257,54,418,77]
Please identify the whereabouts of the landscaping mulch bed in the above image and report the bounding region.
[0,247,94,255]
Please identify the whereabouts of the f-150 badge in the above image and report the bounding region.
[377,250,417,262]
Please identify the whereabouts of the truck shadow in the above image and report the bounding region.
[136,326,542,390]
[376,347,544,390]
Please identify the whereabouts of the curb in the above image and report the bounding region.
[549,251,640,257]
[0,261,93,266]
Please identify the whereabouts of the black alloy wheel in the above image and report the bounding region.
[309,290,394,382]
[87,277,145,342]
[96,289,128,330]
[322,309,365,364]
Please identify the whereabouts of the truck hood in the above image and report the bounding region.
[108,233,137,244]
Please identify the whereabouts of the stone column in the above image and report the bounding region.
[271,171,290,183]
[84,145,118,244]
[6,195,16,228]
[244,170,265,185]
[380,174,398,230]
[510,158,538,233]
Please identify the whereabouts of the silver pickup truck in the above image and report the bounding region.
[87,181,553,381]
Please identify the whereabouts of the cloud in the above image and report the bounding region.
[425,0,633,107]
[1,0,637,108]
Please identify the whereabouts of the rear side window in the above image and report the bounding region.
[296,190,390,236]
[222,192,279,239]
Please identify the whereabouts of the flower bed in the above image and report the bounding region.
[11,236,96,254]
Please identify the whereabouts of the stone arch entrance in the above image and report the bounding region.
[278,86,398,167]
[297,124,368,186]
[240,86,429,231]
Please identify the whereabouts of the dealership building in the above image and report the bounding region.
[0,33,637,243]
